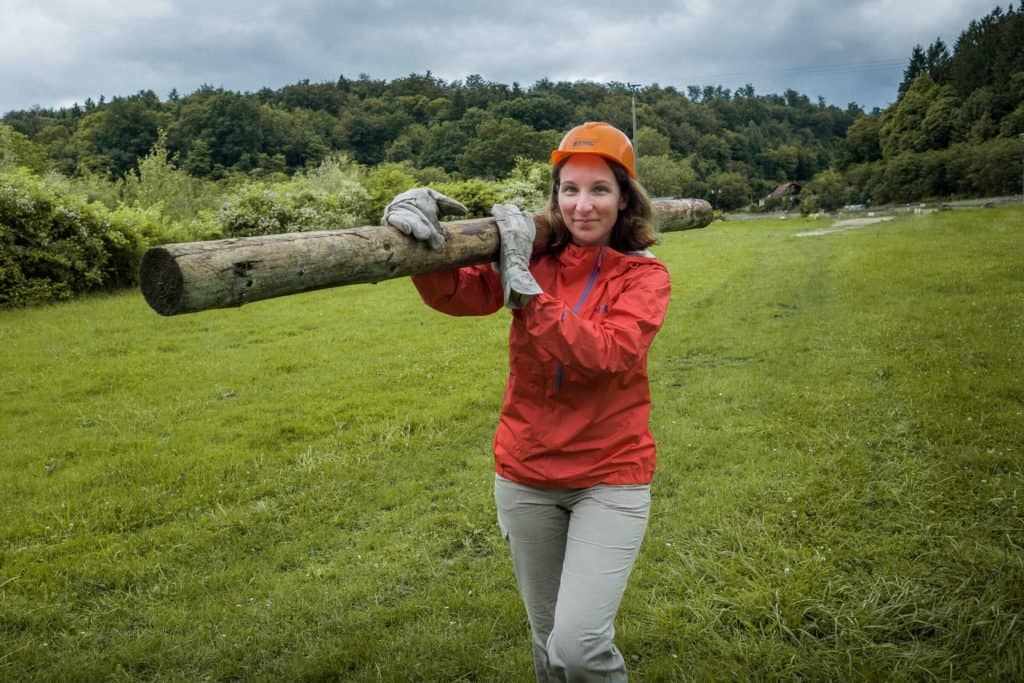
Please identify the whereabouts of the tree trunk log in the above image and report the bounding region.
[140,198,712,316]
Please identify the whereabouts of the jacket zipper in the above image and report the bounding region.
[554,247,605,391]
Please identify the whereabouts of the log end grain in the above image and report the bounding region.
[139,247,184,316]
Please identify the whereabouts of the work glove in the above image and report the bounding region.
[492,204,543,309]
[382,187,468,250]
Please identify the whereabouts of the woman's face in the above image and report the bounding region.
[557,154,627,247]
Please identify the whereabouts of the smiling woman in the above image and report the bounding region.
[544,122,660,254]
[383,121,670,682]
[554,155,626,246]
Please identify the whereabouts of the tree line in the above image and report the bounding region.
[3,71,861,210]
[2,3,1022,308]
[4,3,1021,212]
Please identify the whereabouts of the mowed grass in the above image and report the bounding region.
[2,207,1022,681]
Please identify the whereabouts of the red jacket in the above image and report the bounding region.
[411,244,671,489]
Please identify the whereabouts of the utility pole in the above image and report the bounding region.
[1020,133,1024,201]
[628,83,641,174]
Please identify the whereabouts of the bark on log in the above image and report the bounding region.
[140,198,711,316]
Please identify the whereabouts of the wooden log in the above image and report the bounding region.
[140,198,712,316]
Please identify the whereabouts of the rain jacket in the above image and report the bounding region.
[411,243,671,489]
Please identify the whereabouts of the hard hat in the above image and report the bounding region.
[551,122,636,179]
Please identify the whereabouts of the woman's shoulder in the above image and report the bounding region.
[598,248,670,289]
[617,248,667,271]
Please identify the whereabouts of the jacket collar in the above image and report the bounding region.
[557,243,653,275]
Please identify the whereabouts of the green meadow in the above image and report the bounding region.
[2,207,1022,681]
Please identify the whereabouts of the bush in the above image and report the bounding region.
[432,178,502,218]
[361,162,420,222]
[493,157,549,212]
[0,167,145,307]
[215,155,368,237]
[121,130,223,225]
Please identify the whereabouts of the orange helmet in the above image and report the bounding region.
[551,122,636,179]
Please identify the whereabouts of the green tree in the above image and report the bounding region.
[68,92,169,178]
[925,38,952,83]
[836,116,882,168]
[121,130,219,224]
[999,101,1024,136]
[638,155,697,198]
[956,86,998,143]
[635,127,671,158]
[182,138,215,177]
[805,168,848,211]
[920,86,961,149]
[696,133,729,167]
[341,98,413,165]
[493,95,574,132]
[167,88,264,173]
[963,137,1023,195]
[879,75,945,156]
[707,171,752,210]
[277,78,346,113]
[259,105,333,169]
[416,119,476,172]
[0,124,49,172]
[457,117,556,179]
[384,123,431,164]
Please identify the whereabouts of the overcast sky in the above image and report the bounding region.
[0,0,1002,116]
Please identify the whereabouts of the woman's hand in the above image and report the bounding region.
[382,188,468,250]
[493,204,543,309]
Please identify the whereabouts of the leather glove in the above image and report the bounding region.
[492,204,543,309]
[382,188,468,250]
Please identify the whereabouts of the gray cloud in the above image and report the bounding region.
[1,0,1000,114]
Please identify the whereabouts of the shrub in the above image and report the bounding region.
[121,130,223,225]
[433,178,502,218]
[215,155,368,237]
[493,157,549,212]
[0,167,145,307]
[361,161,420,222]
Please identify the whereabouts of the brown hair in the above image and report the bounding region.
[544,158,659,253]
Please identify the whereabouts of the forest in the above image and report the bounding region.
[1,3,1023,306]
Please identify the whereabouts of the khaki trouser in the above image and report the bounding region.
[494,475,651,683]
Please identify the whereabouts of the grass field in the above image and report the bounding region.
[2,206,1022,681]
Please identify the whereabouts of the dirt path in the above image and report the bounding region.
[795,216,894,237]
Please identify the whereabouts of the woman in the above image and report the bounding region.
[383,122,671,682]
